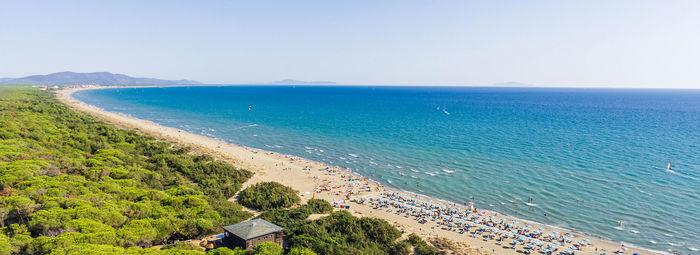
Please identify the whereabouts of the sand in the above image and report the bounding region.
[56,87,657,255]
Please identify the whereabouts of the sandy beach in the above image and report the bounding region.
[56,87,657,255]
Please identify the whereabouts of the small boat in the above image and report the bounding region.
[666,161,672,172]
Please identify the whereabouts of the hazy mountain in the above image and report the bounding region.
[0,71,202,85]
[271,79,338,85]
[491,81,534,87]
[0,78,13,83]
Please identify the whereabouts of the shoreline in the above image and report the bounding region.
[56,86,661,255]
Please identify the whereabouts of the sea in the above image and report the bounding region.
[74,86,700,254]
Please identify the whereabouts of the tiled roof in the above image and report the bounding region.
[222,218,284,240]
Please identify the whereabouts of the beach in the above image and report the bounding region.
[57,87,658,255]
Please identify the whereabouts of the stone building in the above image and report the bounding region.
[222,219,284,250]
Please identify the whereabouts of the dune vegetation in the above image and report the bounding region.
[0,87,434,255]
[0,87,254,254]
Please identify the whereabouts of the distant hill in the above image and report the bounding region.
[271,79,338,85]
[0,71,202,85]
[491,81,534,87]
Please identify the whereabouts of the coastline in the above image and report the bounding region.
[56,86,660,255]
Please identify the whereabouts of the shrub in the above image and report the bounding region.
[252,241,283,255]
[305,199,332,214]
[0,88,253,253]
[287,247,317,255]
[238,182,300,210]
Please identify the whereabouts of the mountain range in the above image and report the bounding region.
[0,72,202,85]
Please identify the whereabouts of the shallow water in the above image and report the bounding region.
[75,86,700,253]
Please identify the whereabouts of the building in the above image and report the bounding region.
[222,219,284,250]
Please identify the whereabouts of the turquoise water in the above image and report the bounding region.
[74,86,700,253]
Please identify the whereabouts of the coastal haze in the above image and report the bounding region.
[2,1,700,88]
[74,86,700,253]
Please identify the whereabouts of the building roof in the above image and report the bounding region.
[222,218,284,240]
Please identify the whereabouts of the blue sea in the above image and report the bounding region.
[74,86,700,253]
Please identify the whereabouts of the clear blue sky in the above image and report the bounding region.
[1,0,699,88]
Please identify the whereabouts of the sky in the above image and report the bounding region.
[1,0,700,88]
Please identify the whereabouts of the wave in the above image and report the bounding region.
[77,86,700,253]
[232,123,258,130]
[633,185,650,195]
[667,169,700,181]
[348,153,358,158]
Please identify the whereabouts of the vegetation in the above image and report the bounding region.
[237,182,300,210]
[0,87,437,255]
[257,199,332,229]
[407,233,437,255]
[0,87,253,254]
[259,204,408,255]
[251,242,282,255]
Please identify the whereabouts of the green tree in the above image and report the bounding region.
[286,247,317,255]
[238,182,300,210]
[117,220,158,247]
[206,247,246,255]
[48,243,125,255]
[252,242,283,255]
[304,199,332,214]
[0,234,13,255]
